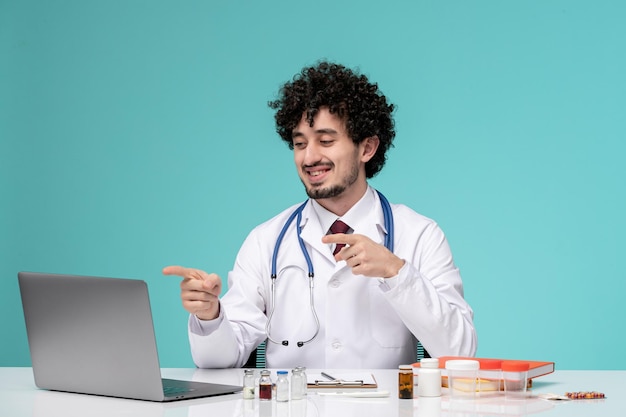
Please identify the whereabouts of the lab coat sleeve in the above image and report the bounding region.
[379,218,477,358]
[187,219,276,368]
[188,306,241,368]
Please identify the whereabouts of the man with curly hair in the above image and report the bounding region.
[164,61,477,369]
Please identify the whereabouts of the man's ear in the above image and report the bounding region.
[360,135,380,163]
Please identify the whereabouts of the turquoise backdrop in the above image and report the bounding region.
[2,1,624,369]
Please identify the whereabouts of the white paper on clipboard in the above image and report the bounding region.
[307,373,378,388]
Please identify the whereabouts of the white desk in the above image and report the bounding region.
[0,367,623,416]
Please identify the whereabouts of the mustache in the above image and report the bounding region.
[303,162,333,169]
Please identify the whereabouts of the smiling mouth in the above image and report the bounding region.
[304,164,332,183]
[309,169,328,177]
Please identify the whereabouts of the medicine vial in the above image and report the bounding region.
[276,370,290,402]
[243,369,255,399]
[291,368,304,400]
[258,370,273,400]
[297,366,308,396]
[399,365,413,399]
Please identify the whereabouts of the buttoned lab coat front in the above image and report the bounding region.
[189,187,477,369]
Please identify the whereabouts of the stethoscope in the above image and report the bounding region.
[265,190,394,347]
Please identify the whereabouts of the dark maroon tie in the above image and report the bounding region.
[330,220,350,255]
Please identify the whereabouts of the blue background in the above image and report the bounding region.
[2,1,624,369]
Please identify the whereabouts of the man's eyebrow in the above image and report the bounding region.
[291,128,338,139]
[314,128,339,135]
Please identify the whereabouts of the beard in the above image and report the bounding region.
[302,158,360,200]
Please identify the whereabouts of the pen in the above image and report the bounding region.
[321,372,338,381]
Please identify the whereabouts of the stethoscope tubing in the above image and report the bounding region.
[266,190,393,347]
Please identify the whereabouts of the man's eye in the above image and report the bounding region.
[320,140,334,145]
[293,142,306,149]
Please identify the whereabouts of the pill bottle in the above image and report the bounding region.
[420,358,440,369]
[415,358,440,386]
[276,370,289,402]
[502,361,530,399]
[445,359,479,399]
[258,369,273,400]
[478,359,502,395]
[399,365,414,399]
[243,369,256,399]
[417,368,442,397]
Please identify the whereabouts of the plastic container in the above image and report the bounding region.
[478,359,502,394]
[417,368,442,397]
[502,361,530,399]
[445,359,479,399]
[413,358,439,386]
[420,358,440,369]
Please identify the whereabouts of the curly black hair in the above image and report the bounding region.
[268,61,396,178]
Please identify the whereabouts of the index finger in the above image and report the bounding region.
[162,265,196,279]
[321,233,359,245]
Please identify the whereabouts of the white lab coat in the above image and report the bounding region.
[189,187,477,368]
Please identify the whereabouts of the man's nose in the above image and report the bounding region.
[302,143,323,165]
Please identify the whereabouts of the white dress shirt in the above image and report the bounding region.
[188,186,477,368]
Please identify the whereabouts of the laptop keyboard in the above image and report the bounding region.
[163,385,192,396]
[163,379,195,397]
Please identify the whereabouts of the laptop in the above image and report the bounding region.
[18,271,242,402]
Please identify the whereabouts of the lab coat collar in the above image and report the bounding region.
[298,186,387,264]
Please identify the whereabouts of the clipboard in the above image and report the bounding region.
[307,372,378,389]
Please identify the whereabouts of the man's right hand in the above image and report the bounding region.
[162,265,222,321]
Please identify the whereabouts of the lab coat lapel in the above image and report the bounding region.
[298,191,389,271]
[351,200,386,250]
[298,203,337,264]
